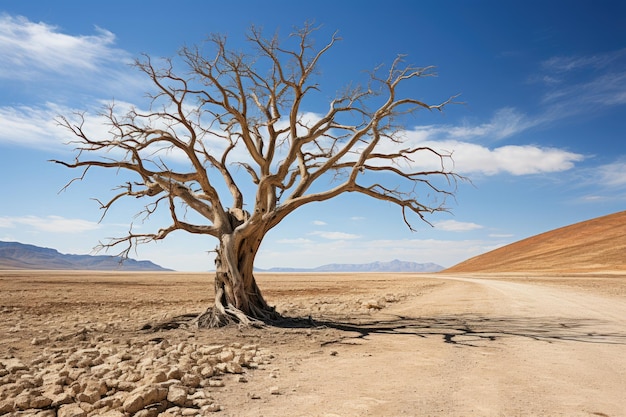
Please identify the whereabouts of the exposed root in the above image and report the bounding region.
[140,313,198,331]
[195,304,280,328]
[141,307,312,331]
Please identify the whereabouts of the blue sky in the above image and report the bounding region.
[1,1,625,271]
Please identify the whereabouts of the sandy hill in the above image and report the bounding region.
[446,210,626,273]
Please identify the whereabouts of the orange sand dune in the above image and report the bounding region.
[446,210,626,273]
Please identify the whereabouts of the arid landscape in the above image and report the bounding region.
[1,211,626,416]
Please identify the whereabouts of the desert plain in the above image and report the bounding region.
[1,270,625,417]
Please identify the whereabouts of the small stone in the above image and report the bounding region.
[201,403,222,412]
[14,392,33,410]
[122,386,168,414]
[208,379,225,387]
[219,350,235,362]
[198,345,223,355]
[181,373,201,388]
[225,362,243,374]
[1,358,28,373]
[0,400,13,414]
[151,371,168,383]
[30,396,53,409]
[57,403,86,417]
[48,391,73,407]
[44,383,64,396]
[76,389,100,404]
[166,367,183,380]
[248,392,261,400]
[269,386,280,395]
[200,366,214,377]
[167,385,188,407]
[134,409,160,417]
[116,381,136,391]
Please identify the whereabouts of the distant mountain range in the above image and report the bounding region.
[256,259,444,273]
[0,241,171,271]
[0,241,442,273]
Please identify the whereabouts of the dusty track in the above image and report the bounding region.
[1,271,625,416]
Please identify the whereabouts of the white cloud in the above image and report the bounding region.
[459,144,584,175]
[0,215,102,233]
[309,231,361,240]
[312,220,327,226]
[434,220,483,232]
[400,129,585,176]
[0,14,131,79]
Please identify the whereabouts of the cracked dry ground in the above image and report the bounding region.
[1,271,625,416]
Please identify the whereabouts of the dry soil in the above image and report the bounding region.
[1,271,625,416]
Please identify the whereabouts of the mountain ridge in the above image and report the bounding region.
[0,241,171,271]
[256,259,444,273]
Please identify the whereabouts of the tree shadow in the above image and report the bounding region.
[303,314,626,347]
[142,312,626,348]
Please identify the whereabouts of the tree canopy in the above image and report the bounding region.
[54,23,462,326]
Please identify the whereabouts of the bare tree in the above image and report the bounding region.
[53,24,462,327]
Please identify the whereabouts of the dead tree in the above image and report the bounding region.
[53,24,462,327]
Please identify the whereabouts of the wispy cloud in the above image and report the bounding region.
[276,238,313,244]
[434,220,483,232]
[309,231,361,240]
[0,14,130,79]
[312,220,327,226]
[0,215,102,233]
[410,107,534,142]
[0,102,74,149]
[0,14,147,101]
[533,49,626,119]
[541,49,626,74]
[591,161,626,188]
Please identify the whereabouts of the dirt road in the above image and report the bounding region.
[1,271,625,416]
[229,274,626,417]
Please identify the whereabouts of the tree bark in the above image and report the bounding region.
[195,231,278,327]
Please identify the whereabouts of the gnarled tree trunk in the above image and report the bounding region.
[196,217,279,327]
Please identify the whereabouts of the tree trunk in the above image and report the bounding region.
[196,232,278,327]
